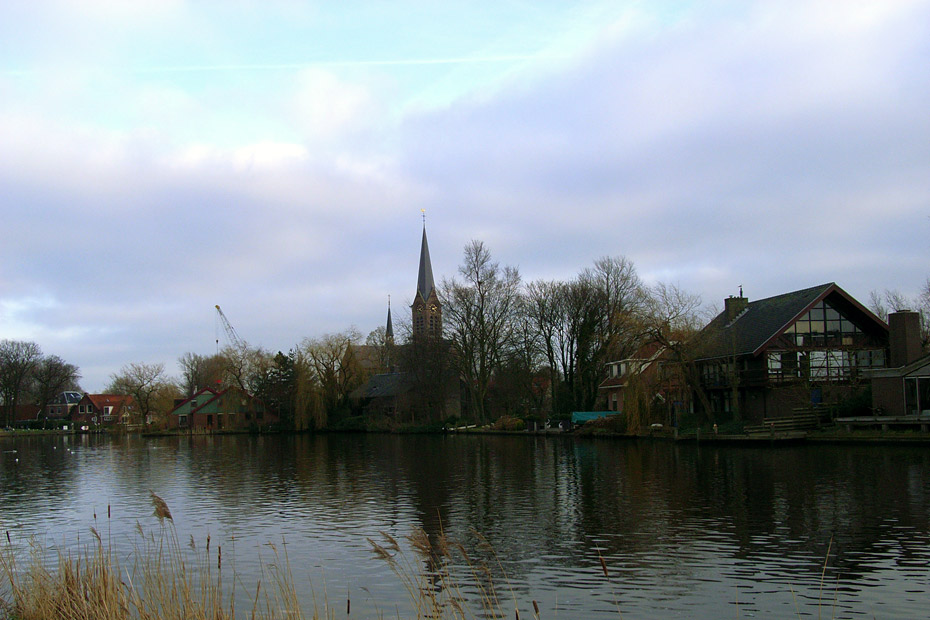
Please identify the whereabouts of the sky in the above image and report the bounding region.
[1,0,928,391]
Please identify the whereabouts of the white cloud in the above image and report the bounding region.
[1,0,928,390]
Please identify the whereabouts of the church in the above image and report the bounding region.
[350,220,462,422]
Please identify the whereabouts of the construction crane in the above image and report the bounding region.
[215,305,246,354]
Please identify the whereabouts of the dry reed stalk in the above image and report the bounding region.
[594,542,623,620]
[150,491,173,522]
[1,494,327,620]
[818,536,833,620]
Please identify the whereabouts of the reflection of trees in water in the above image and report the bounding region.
[566,440,930,588]
[9,433,928,609]
[374,435,930,599]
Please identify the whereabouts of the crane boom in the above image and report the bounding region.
[215,304,246,351]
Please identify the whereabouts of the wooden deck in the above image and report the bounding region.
[835,414,930,432]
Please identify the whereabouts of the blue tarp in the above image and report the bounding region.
[571,411,618,424]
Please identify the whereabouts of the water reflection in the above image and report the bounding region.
[1,433,928,618]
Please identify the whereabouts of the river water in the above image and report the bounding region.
[1,433,928,619]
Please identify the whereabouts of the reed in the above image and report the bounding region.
[0,494,310,620]
[2,499,843,620]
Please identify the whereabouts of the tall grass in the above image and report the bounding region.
[1,496,844,619]
[1,494,541,620]
[0,493,307,620]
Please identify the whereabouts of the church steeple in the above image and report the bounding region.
[385,296,394,343]
[412,213,441,339]
[416,217,435,304]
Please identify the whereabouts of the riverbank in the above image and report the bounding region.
[5,423,930,445]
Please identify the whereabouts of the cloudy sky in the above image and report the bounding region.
[2,0,928,391]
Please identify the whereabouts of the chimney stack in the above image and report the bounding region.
[725,294,749,323]
[888,311,922,367]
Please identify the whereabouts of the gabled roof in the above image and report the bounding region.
[85,394,134,412]
[51,391,83,405]
[14,404,42,421]
[351,372,413,399]
[170,386,264,416]
[600,342,668,389]
[694,282,887,360]
[170,387,218,416]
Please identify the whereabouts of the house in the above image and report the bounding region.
[169,386,276,432]
[71,394,137,427]
[690,283,889,424]
[867,311,930,418]
[599,341,689,426]
[12,404,42,427]
[46,391,83,420]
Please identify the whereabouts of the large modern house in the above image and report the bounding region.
[691,283,889,423]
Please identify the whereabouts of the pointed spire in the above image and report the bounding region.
[385,296,394,341]
[416,214,435,303]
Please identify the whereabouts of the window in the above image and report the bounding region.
[790,300,864,347]
[770,348,882,381]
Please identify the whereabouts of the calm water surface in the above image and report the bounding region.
[1,433,929,618]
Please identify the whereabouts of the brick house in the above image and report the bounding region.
[71,394,137,427]
[169,386,276,432]
[690,283,889,424]
[46,391,83,420]
[599,341,689,426]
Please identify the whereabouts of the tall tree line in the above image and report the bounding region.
[0,340,81,426]
[439,243,693,423]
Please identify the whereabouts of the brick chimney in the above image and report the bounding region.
[888,310,922,367]
[725,294,749,323]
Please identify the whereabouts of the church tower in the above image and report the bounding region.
[411,218,441,339]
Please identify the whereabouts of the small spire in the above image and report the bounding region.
[386,296,393,340]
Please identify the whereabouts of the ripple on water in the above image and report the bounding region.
[4,434,930,620]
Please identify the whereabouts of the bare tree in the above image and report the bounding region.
[30,355,81,414]
[442,240,522,422]
[869,285,930,348]
[524,279,570,417]
[217,344,271,393]
[177,352,226,396]
[107,362,173,424]
[366,326,396,373]
[638,282,715,421]
[0,340,43,427]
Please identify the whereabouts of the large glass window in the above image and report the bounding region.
[768,348,884,381]
[790,300,864,347]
